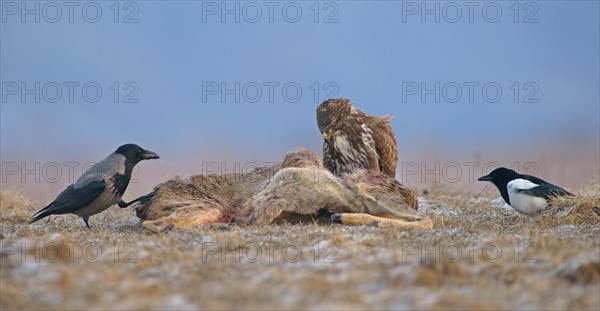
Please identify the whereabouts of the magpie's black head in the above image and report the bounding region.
[478,167,522,204]
[478,167,520,184]
[115,144,160,164]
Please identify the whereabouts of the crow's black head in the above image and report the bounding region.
[115,144,160,164]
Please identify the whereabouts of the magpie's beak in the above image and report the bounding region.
[142,150,160,160]
[477,174,493,182]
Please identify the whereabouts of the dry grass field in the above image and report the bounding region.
[1,183,599,310]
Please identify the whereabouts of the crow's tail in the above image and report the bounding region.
[29,204,53,224]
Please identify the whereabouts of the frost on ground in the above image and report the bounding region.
[1,186,599,310]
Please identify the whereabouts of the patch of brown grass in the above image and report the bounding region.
[557,254,600,284]
[1,185,599,310]
[0,190,42,224]
[545,183,600,225]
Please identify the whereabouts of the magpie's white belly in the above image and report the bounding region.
[507,192,547,216]
[507,179,548,216]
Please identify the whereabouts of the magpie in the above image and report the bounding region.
[30,144,159,228]
[478,167,572,216]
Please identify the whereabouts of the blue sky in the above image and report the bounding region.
[1,1,599,196]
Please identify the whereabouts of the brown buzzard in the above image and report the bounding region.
[316,98,398,178]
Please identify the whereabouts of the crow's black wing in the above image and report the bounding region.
[30,180,106,223]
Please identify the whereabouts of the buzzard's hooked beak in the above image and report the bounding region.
[477,174,492,182]
[142,150,160,160]
[322,129,334,140]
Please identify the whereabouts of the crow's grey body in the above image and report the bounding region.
[30,144,159,228]
[71,153,128,218]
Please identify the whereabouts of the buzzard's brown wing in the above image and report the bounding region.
[368,115,398,178]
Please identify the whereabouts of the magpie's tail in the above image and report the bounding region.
[29,204,53,224]
[556,187,573,197]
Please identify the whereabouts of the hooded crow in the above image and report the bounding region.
[30,144,159,228]
[478,167,572,216]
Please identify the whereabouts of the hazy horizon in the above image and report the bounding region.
[2,1,598,200]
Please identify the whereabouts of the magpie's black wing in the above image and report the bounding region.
[30,180,106,223]
[521,174,572,197]
[520,183,572,200]
[521,174,551,185]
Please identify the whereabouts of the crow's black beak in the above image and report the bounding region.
[477,175,492,182]
[142,150,160,160]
